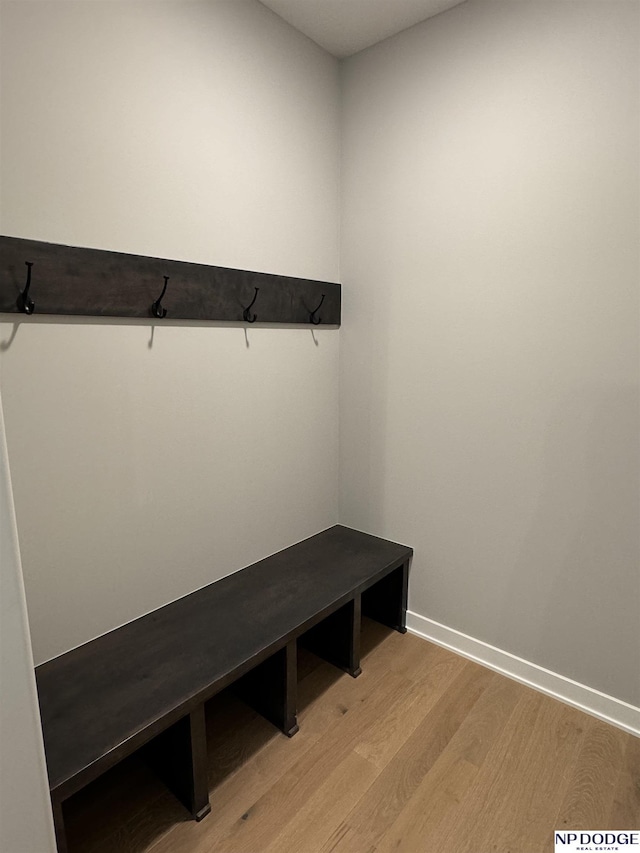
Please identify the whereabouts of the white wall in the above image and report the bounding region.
[340,0,639,706]
[0,392,56,853]
[0,0,341,664]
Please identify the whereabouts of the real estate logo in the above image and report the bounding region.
[555,831,640,852]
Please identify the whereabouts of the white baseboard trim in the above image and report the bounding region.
[406,611,640,737]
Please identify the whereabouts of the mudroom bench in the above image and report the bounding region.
[35,525,412,853]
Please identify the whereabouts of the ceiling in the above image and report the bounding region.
[258,0,467,58]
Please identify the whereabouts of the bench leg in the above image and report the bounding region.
[300,597,362,678]
[234,640,298,737]
[52,797,68,853]
[361,561,409,633]
[143,704,211,821]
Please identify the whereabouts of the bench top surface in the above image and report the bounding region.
[35,525,411,795]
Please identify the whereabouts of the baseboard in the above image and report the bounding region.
[406,611,640,737]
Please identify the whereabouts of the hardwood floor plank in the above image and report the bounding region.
[374,672,523,853]
[608,732,640,828]
[324,661,495,853]
[354,642,466,770]
[425,691,592,853]
[471,701,587,853]
[421,689,544,853]
[555,718,631,831]
[263,751,379,853]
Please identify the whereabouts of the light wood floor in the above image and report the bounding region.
[65,618,639,853]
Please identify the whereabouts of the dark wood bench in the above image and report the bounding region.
[35,525,412,853]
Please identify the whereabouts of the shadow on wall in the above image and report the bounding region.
[1,319,329,353]
[497,383,640,707]
[0,322,20,351]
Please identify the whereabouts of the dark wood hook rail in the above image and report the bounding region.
[0,236,341,325]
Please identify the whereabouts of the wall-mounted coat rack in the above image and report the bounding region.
[0,236,341,325]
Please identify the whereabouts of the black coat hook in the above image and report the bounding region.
[151,275,169,318]
[243,287,259,323]
[17,261,35,314]
[309,294,325,326]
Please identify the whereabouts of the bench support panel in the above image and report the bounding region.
[143,704,211,822]
[235,640,298,737]
[362,562,409,633]
[300,597,362,678]
[52,798,68,853]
